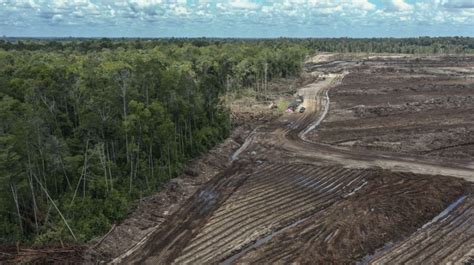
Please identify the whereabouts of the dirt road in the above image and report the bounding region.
[112,55,474,264]
[282,73,474,182]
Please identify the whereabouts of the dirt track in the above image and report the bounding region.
[106,55,474,264]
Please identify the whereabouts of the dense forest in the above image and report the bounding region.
[0,40,307,244]
[1,37,473,245]
[1,37,474,54]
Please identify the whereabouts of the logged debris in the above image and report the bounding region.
[0,245,85,264]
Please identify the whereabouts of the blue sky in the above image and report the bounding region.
[0,0,473,37]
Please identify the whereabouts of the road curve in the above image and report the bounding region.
[277,72,474,182]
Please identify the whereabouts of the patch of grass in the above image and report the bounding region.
[277,98,289,112]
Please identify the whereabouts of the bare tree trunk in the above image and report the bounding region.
[71,139,89,205]
[10,184,23,235]
[135,142,140,189]
[59,156,72,190]
[36,125,47,189]
[106,143,113,190]
[33,173,77,241]
[129,150,133,194]
[125,134,130,164]
[98,143,109,192]
[28,175,39,233]
[167,144,172,180]
[264,62,268,98]
[149,145,153,187]
[111,141,117,163]
[26,143,39,233]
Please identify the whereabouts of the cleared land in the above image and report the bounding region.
[94,55,474,264]
[309,57,474,160]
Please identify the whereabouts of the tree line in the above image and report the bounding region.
[1,37,473,54]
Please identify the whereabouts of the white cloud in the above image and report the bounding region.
[350,0,376,11]
[129,0,163,8]
[174,6,190,15]
[0,0,473,37]
[383,0,413,12]
[52,13,63,22]
[229,0,260,10]
[9,0,39,8]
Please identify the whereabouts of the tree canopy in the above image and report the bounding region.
[0,39,307,244]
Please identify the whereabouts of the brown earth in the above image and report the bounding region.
[308,56,474,160]
[113,55,474,264]
[365,184,474,264]
[234,171,470,264]
[118,165,469,264]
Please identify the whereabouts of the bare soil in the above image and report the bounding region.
[115,164,471,264]
[234,171,470,264]
[365,184,474,264]
[308,56,474,160]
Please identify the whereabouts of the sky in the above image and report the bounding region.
[0,0,473,38]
